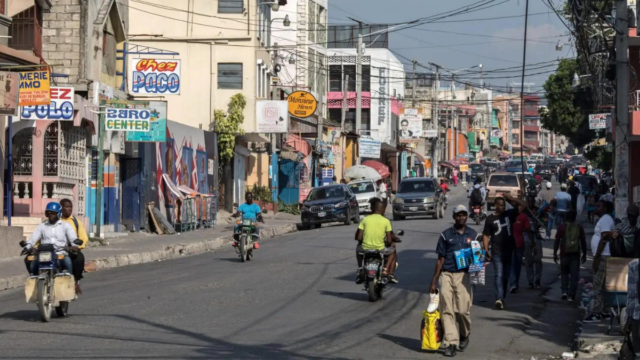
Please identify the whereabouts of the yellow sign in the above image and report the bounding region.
[287,91,317,118]
[460,164,469,172]
[19,70,51,106]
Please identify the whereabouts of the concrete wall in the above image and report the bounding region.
[0,226,26,259]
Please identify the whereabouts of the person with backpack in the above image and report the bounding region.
[554,210,587,302]
[467,179,486,212]
[607,204,640,258]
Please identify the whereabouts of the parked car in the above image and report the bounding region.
[484,160,502,172]
[505,160,525,173]
[347,179,379,214]
[300,184,360,230]
[486,172,524,210]
[392,177,444,220]
[529,153,545,164]
[468,164,486,183]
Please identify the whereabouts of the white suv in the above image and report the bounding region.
[347,180,379,213]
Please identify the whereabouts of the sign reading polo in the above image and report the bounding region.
[130,59,181,95]
[105,108,151,132]
[21,87,74,121]
[287,91,317,118]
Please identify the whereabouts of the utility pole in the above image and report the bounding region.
[615,0,629,216]
[432,65,440,178]
[518,0,530,176]
[412,60,417,107]
[95,102,105,238]
[355,22,363,164]
[508,101,513,155]
[341,74,349,178]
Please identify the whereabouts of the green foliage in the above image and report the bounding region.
[541,59,597,148]
[584,146,612,172]
[278,200,300,215]
[247,184,273,203]
[212,94,246,165]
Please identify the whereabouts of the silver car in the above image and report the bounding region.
[392,177,444,220]
[347,180,378,213]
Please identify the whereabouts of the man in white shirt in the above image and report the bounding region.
[376,179,388,207]
[552,183,572,226]
[585,200,615,322]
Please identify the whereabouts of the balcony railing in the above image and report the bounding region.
[9,5,42,59]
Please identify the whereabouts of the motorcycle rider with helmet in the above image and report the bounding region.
[22,202,78,275]
[232,192,265,247]
[468,178,487,213]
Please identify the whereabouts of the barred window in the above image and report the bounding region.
[219,0,243,14]
[218,63,243,89]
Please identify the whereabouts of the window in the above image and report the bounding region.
[219,0,243,14]
[362,65,370,92]
[329,65,342,91]
[218,63,243,89]
[398,181,435,193]
[308,2,316,43]
[44,122,59,176]
[344,65,356,91]
[489,175,519,187]
[12,128,32,175]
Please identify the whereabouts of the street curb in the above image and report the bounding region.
[0,223,298,292]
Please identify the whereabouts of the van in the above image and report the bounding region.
[486,172,524,210]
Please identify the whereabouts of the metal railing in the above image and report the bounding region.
[8,5,42,59]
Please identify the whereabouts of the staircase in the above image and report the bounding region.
[0,217,44,240]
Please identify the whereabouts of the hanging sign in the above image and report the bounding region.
[130,59,181,95]
[399,109,423,142]
[21,87,74,121]
[287,91,317,118]
[0,72,18,115]
[588,113,609,130]
[359,136,381,158]
[19,70,51,106]
[256,100,289,133]
[490,129,503,138]
[125,101,167,142]
[105,108,151,132]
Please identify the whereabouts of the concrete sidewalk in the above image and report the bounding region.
[0,212,300,291]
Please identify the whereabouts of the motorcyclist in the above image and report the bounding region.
[527,176,538,194]
[22,202,78,275]
[440,179,450,206]
[232,192,265,247]
[468,178,487,213]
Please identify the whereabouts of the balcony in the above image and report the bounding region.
[523,125,539,132]
[8,5,42,60]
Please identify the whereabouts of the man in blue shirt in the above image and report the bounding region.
[552,183,572,226]
[430,205,478,357]
[232,192,264,243]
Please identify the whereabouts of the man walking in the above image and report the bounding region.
[567,180,581,212]
[554,210,587,301]
[552,183,572,226]
[60,199,89,295]
[523,196,544,289]
[587,200,615,322]
[430,205,477,357]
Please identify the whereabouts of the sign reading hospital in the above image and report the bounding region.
[130,59,181,95]
[21,87,74,121]
[105,108,151,132]
[19,70,51,106]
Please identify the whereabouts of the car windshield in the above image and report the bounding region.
[469,164,483,171]
[398,181,435,193]
[348,182,375,194]
[307,186,344,200]
[489,175,519,187]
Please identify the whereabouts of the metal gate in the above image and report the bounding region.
[278,159,301,205]
[122,158,142,231]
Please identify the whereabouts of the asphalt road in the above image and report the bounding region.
[0,183,579,359]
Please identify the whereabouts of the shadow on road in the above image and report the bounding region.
[318,290,368,302]
[378,334,424,353]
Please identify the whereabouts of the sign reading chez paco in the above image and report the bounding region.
[105,108,151,132]
[287,91,317,118]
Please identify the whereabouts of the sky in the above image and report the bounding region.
[328,0,572,94]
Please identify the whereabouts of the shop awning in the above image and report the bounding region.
[439,161,455,169]
[381,142,397,152]
[236,133,270,143]
[162,174,185,199]
[234,145,252,157]
[285,133,312,156]
[406,149,425,162]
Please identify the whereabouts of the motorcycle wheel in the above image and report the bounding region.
[438,204,444,219]
[55,301,69,317]
[367,279,379,302]
[37,278,52,322]
[239,234,248,262]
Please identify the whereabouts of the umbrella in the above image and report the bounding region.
[438,161,455,169]
[362,160,390,179]
[345,165,382,181]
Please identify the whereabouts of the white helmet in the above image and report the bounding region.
[546,181,552,189]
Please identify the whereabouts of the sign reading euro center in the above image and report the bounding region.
[105,108,151,132]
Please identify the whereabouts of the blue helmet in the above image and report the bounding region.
[45,202,62,215]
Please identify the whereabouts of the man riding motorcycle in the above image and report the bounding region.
[232,192,265,248]
[468,179,487,213]
[22,202,78,275]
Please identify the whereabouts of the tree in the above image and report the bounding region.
[211,93,246,165]
[541,59,597,148]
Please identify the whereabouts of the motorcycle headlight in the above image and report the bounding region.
[393,197,403,204]
[38,252,52,262]
[424,197,435,203]
[335,202,347,209]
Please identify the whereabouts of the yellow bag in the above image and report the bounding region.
[421,310,443,351]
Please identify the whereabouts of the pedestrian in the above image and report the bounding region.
[482,194,528,310]
[551,183,572,227]
[430,205,476,357]
[452,168,459,187]
[553,210,587,302]
[331,176,338,185]
[567,180,581,212]
[538,181,555,207]
[586,200,615,322]
[625,258,640,351]
[377,179,388,208]
[524,196,544,289]
[340,178,347,184]
[586,191,597,224]
[508,203,530,294]
[608,203,640,258]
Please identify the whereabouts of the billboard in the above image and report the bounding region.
[327,127,341,145]
[19,70,51,106]
[125,101,167,142]
[105,108,151,132]
[20,87,74,121]
[256,100,288,133]
[588,113,610,130]
[0,72,18,115]
[130,59,181,95]
[399,109,422,143]
[359,136,381,158]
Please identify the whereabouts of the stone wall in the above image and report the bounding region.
[0,226,26,259]
[41,0,82,84]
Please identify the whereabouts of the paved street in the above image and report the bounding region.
[0,186,581,359]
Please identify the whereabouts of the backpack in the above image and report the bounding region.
[470,187,483,204]
[564,222,581,253]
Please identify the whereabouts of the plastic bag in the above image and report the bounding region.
[619,334,635,360]
[576,194,585,215]
[421,310,443,351]
[454,248,473,270]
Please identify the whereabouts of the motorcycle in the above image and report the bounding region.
[21,239,82,322]
[470,204,486,225]
[362,230,404,302]
[233,217,260,262]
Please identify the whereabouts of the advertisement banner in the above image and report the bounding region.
[125,101,167,142]
[423,130,437,138]
[327,127,341,145]
[589,113,610,130]
[399,109,422,142]
[130,59,181,95]
[19,70,51,106]
[359,136,381,158]
[0,72,18,115]
[105,108,151,132]
[256,100,288,133]
[287,91,317,118]
[20,87,74,121]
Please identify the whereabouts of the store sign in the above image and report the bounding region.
[21,87,74,121]
[125,101,167,142]
[359,136,381,158]
[399,109,423,142]
[130,59,181,94]
[460,164,469,172]
[256,100,288,133]
[105,108,151,132]
[327,127,340,145]
[588,113,609,130]
[490,129,503,138]
[0,72,18,115]
[19,70,51,106]
[423,130,437,138]
[378,68,387,126]
[287,91,317,118]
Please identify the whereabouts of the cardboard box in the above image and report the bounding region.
[604,257,635,292]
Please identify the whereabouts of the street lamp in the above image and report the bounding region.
[259,2,280,11]
[271,15,290,27]
[556,40,573,51]
[572,73,591,88]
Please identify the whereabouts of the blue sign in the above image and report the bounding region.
[20,87,74,121]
